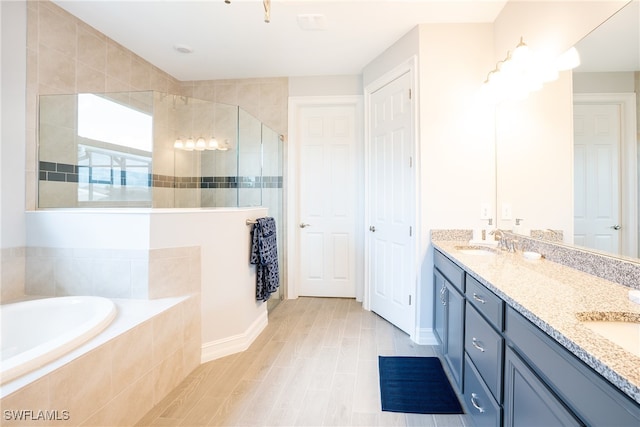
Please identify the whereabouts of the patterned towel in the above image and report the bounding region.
[250,217,279,302]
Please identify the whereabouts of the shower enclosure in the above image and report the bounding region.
[37,91,285,306]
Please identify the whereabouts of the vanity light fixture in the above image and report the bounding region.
[173,136,229,151]
[482,37,580,104]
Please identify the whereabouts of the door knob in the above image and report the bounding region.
[610,225,622,230]
[369,226,376,232]
[299,223,311,228]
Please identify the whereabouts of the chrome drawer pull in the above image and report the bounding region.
[470,393,485,413]
[472,337,485,352]
[472,293,486,304]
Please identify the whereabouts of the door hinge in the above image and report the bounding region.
[408,88,412,100]
[409,226,412,237]
[409,156,413,168]
[409,295,412,305]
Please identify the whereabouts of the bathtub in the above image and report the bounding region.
[0,296,117,385]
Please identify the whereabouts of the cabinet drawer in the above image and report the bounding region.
[463,354,501,427]
[465,303,504,401]
[434,250,465,293]
[466,275,503,330]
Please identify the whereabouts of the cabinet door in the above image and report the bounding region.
[444,282,465,391]
[433,270,447,350]
[504,346,583,427]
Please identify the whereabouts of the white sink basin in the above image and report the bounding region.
[455,245,498,256]
[580,318,640,357]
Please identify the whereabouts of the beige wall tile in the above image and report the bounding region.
[1,248,26,303]
[152,348,185,405]
[131,57,152,90]
[152,304,183,365]
[48,342,114,424]
[38,3,76,58]
[111,321,154,393]
[38,47,75,93]
[76,62,106,93]
[0,376,52,427]
[81,372,154,427]
[106,41,132,86]
[77,25,106,71]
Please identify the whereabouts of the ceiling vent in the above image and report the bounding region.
[297,14,327,31]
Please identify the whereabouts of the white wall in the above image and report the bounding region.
[417,23,495,341]
[288,75,362,97]
[1,0,27,249]
[574,71,636,93]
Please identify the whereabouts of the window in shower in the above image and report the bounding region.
[77,93,152,152]
[74,93,153,206]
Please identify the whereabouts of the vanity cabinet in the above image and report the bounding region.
[433,247,640,427]
[433,250,465,391]
[503,346,582,427]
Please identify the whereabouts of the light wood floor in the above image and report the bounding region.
[136,297,471,427]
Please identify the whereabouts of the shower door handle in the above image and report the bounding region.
[610,225,621,230]
[299,223,311,228]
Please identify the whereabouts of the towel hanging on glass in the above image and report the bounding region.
[250,217,279,302]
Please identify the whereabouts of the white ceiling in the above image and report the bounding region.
[574,0,639,72]
[53,0,508,81]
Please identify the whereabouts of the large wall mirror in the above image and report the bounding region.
[572,0,639,258]
[496,0,639,261]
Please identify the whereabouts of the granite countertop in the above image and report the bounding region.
[432,240,640,405]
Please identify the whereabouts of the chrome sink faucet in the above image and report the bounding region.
[490,229,519,253]
[489,229,509,251]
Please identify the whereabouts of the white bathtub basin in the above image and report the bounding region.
[0,296,117,384]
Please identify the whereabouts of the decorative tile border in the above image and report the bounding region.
[39,161,283,189]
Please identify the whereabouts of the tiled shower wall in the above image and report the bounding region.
[27,1,288,212]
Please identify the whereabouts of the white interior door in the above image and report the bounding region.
[574,103,621,254]
[297,104,358,297]
[368,71,415,335]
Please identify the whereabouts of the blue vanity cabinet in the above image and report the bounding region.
[433,246,640,426]
[434,249,466,391]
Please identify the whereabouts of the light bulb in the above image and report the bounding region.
[556,47,581,71]
[512,37,532,66]
[184,137,195,151]
[173,138,184,149]
[208,137,219,150]
[195,137,206,151]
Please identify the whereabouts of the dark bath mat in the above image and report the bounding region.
[378,356,463,414]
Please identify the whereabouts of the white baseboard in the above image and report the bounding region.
[200,310,268,363]
[414,327,439,345]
